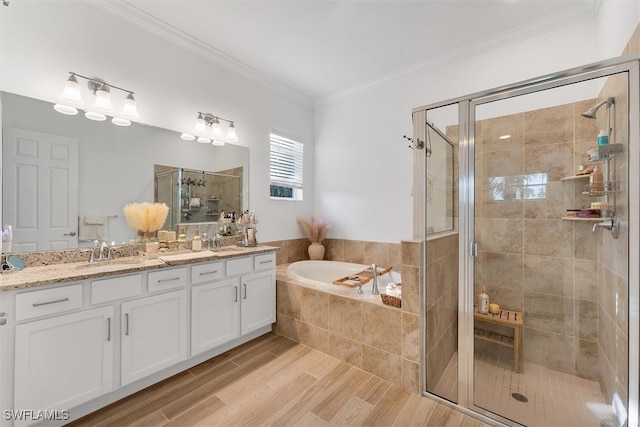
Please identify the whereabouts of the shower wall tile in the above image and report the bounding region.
[481,252,523,290]
[575,99,599,140]
[574,299,598,341]
[402,359,420,393]
[523,219,572,257]
[523,181,568,219]
[575,338,598,381]
[486,286,523,312]
[524,141,574,182]
[574,223,598,260]
[480,113,525,152]
[523,327,574,374]
[524,103,574,145]
[401,264,420,315]
[323,238,345,261]
[574,259,598,301]
[523,255,573,297]
[524,292,573,336]
[481,185,523,218]
[481,218,523,253]
[402,240,421,267]
[426,257,445,309]
[481,148,523,185]
[364,241,388,267]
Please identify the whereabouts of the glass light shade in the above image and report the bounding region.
[93,87,113,113]
[226,123,239,142]
[120,93,140,120]
[112,117,131,127]
[180,133,195,141]
[194,114,207,135]
[85,111,107,121]
[59,75,84,106]
[212,139,226,146]
[53,104,78,115]
[211,117,224,138]
[197,136,211,143]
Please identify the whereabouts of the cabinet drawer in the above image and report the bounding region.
[92,274,142,304]
[226,256,252,276]
[254,253,276,271]
[16,284,83,321]
[191,261,224,285]
[148,267,187,293]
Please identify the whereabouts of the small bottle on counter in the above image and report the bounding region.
[192,228,202,252]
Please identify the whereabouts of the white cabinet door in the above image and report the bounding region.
[14,306,114,414]
[191,278,240,355]
[240,270,276,335]
[121,290,187,386]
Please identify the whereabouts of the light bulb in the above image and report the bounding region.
[93,86,113,113]
[197,136,211,143]
[226,122,238,142]
[59,74,84,106]
[194,113,207,135]
[180,133,195,141]
[120,92,140,120]
[212,139,226,146]
[211,117,224,138]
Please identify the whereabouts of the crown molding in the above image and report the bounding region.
[88,0,313,108]
[316,0,602,107]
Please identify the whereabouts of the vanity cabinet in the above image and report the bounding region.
[121,289,188,385]
[240,270,276,335]
[191,278,240,355]
[0,249,276,427]
[14,306,114,415]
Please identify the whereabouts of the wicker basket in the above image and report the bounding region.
[380,285,401,308]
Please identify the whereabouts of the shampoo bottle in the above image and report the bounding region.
[479,287,489,314]
[590,165,604,194]
[597,129,609,146]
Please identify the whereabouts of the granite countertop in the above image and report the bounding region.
[0,245,278,292]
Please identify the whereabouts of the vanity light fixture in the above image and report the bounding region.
[180,112,239,146]
[53,71,140,127]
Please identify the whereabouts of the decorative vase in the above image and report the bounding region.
[308,242,325,260]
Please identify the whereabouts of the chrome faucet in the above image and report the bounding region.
[371,264,379,295]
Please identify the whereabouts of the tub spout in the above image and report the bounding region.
[371,264,379,295]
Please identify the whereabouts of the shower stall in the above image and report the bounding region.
[413,55,639,426]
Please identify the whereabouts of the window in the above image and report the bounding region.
[270,132,303,200]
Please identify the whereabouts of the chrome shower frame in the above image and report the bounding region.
[413,54,640,427]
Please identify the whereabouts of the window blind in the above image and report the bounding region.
[269,133,303,189]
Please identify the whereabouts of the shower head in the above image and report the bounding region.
[581,97,615,119]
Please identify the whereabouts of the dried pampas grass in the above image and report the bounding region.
[123,202,169,235]
[297,217,330,243]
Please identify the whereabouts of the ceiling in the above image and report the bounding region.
[90,0,601,101]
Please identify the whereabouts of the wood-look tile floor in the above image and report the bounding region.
[68,333,492,427]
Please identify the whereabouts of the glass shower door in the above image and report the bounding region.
[470,72,630,427]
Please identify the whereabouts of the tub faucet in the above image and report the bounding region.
[371,264,379,295]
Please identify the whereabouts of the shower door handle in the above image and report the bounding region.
[471,242,478,257]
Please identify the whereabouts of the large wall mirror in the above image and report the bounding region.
[2,92,249,253]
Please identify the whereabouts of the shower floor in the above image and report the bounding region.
[432,352,617,427]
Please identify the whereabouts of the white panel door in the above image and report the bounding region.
[2,127,78,252]
[121,290,188,386]
[14,306,114,416]
[191,278,240,355]
[240,270,276,335]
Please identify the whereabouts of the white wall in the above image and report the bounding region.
[0,2,314,243]
[314,7,639,243]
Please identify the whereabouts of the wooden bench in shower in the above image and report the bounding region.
[474,306,523,373]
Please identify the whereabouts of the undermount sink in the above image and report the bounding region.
[74,258,146,270]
